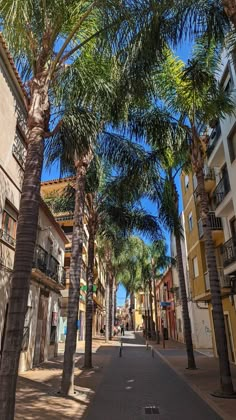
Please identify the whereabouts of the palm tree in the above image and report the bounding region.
[114,237,147,329]
[100,106,199,362]
[155,42,236,395]
[45,109,98,393]
[0,2,149,412]
[62,150,93,394]
[144,242,173,342]
[84,193,97,368]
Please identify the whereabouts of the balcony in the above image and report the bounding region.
[203,166,215,181]
[33,245,66,286]
[197,212,223,239]
[204,271,210,291]
[207,123,222,158]
[204,267,231,291]
[0,228,16,248]
[222,237,236,268]
[54,213,74,222]
[213,173,231,209]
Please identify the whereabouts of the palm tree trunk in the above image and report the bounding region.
[113,286,117,329]
[153,278,159,343]
[149,279,154,339]
[168,172,196,369]
[223,0,236,27]
[84,201,96,369]
[196,168,235,395]
[130,292,134,330]
[175,233,196,369]
[0,78,49,420]
[111,281,115,335]
[109,276,113,340]
[105,273,110,342]
[61,154,91,395]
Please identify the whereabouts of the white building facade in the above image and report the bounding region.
[170,213,213,349]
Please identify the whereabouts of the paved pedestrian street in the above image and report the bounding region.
[15,332,236,420]
[84,332,221,420]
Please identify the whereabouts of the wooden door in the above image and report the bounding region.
[34,291,49,365]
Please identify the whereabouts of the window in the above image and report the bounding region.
[12,130,27,168]
[228,125,236,163]
[193,174,197,191]
[50,326,57,344]
[50,312,58,344]
[193,257,199,278]
[188,212,193,232]
[1,202,18,247]
[221,64,233,94]
[184,175,189,190]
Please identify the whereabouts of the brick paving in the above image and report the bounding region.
[15,333,236,419]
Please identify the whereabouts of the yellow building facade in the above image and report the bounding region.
[181,165,236,363]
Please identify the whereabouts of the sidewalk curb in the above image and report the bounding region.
[152,346,232,420]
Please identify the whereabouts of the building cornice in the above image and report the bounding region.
[0,32,28,106]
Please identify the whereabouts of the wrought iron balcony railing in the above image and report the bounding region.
[222,237,236,268]
[208,212,223,230]
[0,228,16,247]
[33,245,66,286]
[203,166,215,181]
[204,267,230,291]
[207,123,222,158]
[204,271,210,291]
[213,173,231,208]
[198,212,223,239]
[54,213,74,222]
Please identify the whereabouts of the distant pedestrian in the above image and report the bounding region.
[126,322,129,331]
[120,323,125,336]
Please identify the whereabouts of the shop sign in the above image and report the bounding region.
[160,302,171,308]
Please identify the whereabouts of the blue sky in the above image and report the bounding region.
[42,41,192,307]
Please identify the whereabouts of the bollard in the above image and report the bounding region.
[119,346,122,357]
[152,347,154,358]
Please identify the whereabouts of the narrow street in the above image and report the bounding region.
[84,332,221,420]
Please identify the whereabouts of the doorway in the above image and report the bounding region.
[34,290,49,365]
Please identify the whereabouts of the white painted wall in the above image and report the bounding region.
[171,212,213,349]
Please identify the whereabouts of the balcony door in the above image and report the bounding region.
[221,164,229,191]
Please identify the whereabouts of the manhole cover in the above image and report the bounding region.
[144,406,160,415]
